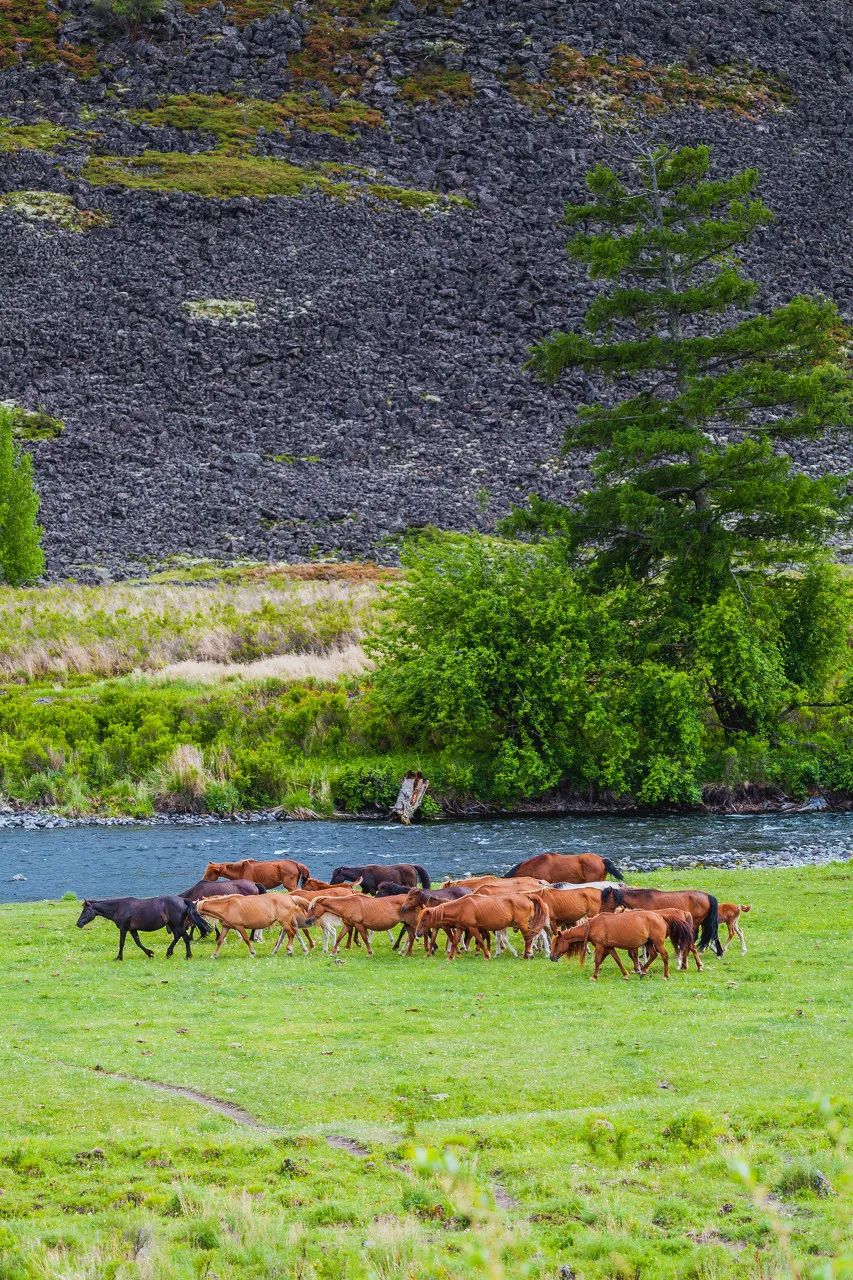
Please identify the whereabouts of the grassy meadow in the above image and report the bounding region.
[1,863,850,1279]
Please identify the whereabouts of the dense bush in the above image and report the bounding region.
[369,533,853,806]
[92,0,163,35]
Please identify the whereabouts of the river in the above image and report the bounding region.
[0,811,850,902]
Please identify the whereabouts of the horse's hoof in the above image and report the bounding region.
[623,974,630,980]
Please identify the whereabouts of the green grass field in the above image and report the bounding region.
[2,864,850,1279]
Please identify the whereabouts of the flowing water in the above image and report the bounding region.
[0,812,850,902]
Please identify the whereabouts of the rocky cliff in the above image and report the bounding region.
[1,0,850,577]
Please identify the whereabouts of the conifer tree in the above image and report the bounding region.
[0,407,45,585]
[513,144,852,606]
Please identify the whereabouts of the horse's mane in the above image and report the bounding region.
[601,885,623,907]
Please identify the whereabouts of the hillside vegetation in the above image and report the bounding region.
[0,0,850,576]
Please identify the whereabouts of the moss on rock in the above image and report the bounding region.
[0,190,110,231]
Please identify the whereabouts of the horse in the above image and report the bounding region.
[550,910,693,980]
[297,876,362,894]
[529,886,603,929]
[467,878,551,895]
[180,876,268,940]
[600,885,723,955]
[302,892,404,955]
[504,852,625,884]
[644,908,703,972]
[415,894,549,960]
[202,859,309,890]
[374,881,415,897]
[720,903,751,955]
[76,896,210,961]
[197,893,314,958]
[393,886,473,956]
[330,864,430,894]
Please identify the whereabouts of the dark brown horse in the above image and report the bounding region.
[600,885,723,955]
[330,864,430,894]
[504,853,624,884]
[550,910,693,980]
[202,859,309,890]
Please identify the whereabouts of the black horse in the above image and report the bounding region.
[76,896,210,960]
[375,880,414,897]
[331,863,430,894]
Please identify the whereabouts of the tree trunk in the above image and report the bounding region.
[390,771,430,824]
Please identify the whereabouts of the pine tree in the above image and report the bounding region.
[0,407,45,585]
[513,144,852,605]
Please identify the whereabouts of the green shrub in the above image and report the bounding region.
[92,0,163,35]
[332,763,398,813]
[204,780,242,815]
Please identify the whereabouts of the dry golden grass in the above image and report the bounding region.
[150,644,371,684]
[0,574,382,680]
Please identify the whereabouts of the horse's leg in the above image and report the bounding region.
[656,943,670,979]
[115,926,128,961]
[392,924,407,952]
[235,925,255,957]
[501,930,520,958]
[131,929,154,958]
[591,945,606,980]
[358,924,373,956]
[520,930,535,960]
[165,929,177,959]
[735,923,747,955]
[446,928,461,960]
[301,928,314,951]
[182,930,192,959]
[628,948,643,974]
[212,925,229,958]
[272,926,288,956]
[610,948,631,980]
[473,927,490,960]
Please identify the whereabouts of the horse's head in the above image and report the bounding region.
[202,863,221,881]
[76,901,97,928]
[415,906,437,937]
[599,885,621,911]
[549,928,571,961]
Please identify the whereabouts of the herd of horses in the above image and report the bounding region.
[75,850,751,979]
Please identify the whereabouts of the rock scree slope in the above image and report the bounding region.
[1,0,851,578]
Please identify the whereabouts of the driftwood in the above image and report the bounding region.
[390,771,429,824]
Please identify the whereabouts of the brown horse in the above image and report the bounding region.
[202,859,310,890]
[644,908,702,972]
[600,885,723,955]
[303,892,403,955]
[197,893,314,958]
[416,894,549,960]
[720,903,751,955]
[298,876,362,894]
[550,910,692,980]
[530,887,603,929]
[504,852,624,884]
[469,878,552,896]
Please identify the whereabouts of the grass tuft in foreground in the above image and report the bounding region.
[0,865,849,1277]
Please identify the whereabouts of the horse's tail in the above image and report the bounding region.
[415,865,431,889]
[698,895,723,955]
[504,860,527,879]
[256,884,267,894]
[668,917,694,955]
[602,857,625,882]
[740,904,751,913]
[185,902,212,937]
[529,897,550,936]
[296,862,310,888]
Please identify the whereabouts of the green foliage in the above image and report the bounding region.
[0,408,45,586]
[2,403,64,439]
[331,762,398,812]
[92,0,164,35]
[511,144,853,745]
[398,68,474,104]
[369,533,711,803]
